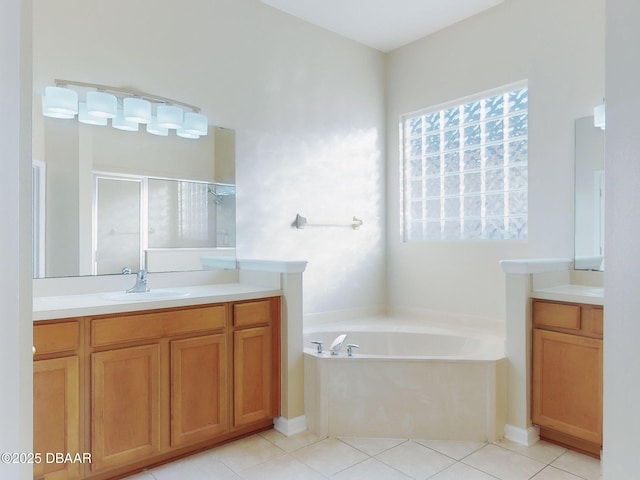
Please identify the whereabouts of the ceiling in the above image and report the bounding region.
[261,0,504,52]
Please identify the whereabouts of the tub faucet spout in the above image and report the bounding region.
[329,334,347,355]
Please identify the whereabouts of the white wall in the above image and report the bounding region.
[32,0,386,316]
[603,0,640,477]
[0,0,32,478]
[386,0,605,321]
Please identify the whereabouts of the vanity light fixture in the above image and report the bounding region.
[112,110,139,132]
[42,86,78,118]
[40,79,208,139]
[156,105,184,129]
[146,118,169,136]
[181,111,208,136]
[123,97,152,124]
[594,102,605,130]
[78,102,108,126]
[86,91,117,118]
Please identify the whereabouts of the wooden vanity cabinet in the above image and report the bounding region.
[170,332,228,446]
[88,305,227,473]
[34,297,280,480]
[90,344,162,471]
[232,299,281,428]
[33,320,82,480]
[532,299,603,457]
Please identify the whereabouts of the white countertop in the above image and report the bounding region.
[531,284,604,306]
[33,283,282,321]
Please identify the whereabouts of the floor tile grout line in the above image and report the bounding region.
[415,439,489,463]
[324,455,374,478]
[459,459,511,480]
[335,436,410,457]
[488,440,555,466]
[545,447,572,465]
[492,439,569,465]
[526,463,549,480]
[546,463,592,480]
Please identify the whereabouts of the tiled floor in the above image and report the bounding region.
[125,430,602,480]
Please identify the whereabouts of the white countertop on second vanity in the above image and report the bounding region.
[33,283,282,321]
[531,284,604,306]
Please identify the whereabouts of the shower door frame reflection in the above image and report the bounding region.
[93,175,146,275]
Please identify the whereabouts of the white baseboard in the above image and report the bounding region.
[504,424,540,446]
[274,415,307,437]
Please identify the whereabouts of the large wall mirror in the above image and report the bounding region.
[574,116,604,271]
[32,115,236,278]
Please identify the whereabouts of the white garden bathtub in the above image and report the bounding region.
[303,315,506,441]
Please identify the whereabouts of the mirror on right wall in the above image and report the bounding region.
[574,116,605,271]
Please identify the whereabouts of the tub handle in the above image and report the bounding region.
[311,340,324,354]
[347,344,359,357]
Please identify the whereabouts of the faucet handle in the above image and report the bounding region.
[310,341,323,354]
[347,344,359,357]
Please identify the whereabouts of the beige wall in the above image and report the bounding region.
[32,0,387,315]
[386,0,605,322]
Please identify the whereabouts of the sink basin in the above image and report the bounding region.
[102,290,191,302]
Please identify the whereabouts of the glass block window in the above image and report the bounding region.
[402,84,528,241]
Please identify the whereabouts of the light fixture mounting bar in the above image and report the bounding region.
[54,79,200,112]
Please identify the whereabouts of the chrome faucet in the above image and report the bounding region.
[329,334,347,355]
[347,344,359,357]
[126,269,149,293]
[311,341,324,354]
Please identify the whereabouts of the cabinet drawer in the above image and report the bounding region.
[33,321,80,355]
[533,301,581,330]
[164,306,226,336]
[233,299,273,328]
[92,306,226,347]
[92,313,163,347]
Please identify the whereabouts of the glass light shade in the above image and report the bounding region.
[182,112,208,136]
[156,105,184,129]
[146,119,168,136]
[86,91,117,118]
[176,128,200,139]
[112,110,139,131]
[124,97,152,124]
[78,102,108,126]
[42,86,78,118]
[42,95,75,119]
[594,103,606,130]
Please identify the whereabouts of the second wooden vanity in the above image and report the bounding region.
[531,298,603,457]
[33,296,280,480]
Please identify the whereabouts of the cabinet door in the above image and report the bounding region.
[532,329,603,445]
[33,356,80,480]
[233,326,272,427]
[170,334,228,446]
[91,344,161,472]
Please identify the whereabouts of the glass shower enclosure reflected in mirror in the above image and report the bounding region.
[94,174,235,275]
[574,116,605,271]
[32,115,236,278]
